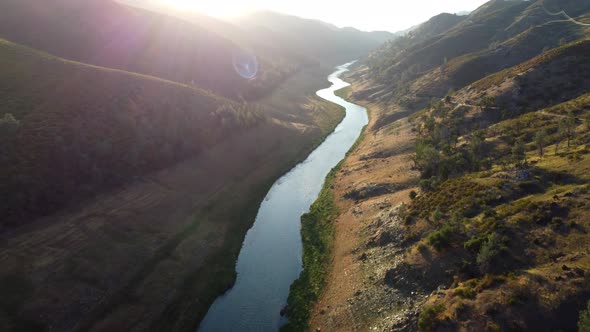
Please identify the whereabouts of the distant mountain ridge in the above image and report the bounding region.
[0,0,392,101]
[234,11,395,66]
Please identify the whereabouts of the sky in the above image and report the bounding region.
[161,0,490,32]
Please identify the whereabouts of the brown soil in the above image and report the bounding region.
[310,84,421,331]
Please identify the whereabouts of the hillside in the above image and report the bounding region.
[361,0,590,109]
[0,0,391,102]
[307,0,590,331]
[0,37,265,226]
[0,0,296,100]
[411,17,590,100]
[0,36,347,332]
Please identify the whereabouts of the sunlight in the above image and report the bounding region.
[159,0,250,17]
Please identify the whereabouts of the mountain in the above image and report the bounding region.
[303,0,590,331]
[0,1,391,331]
[362,0,590,108]
[234,11,395,66]
[0,0,298,100]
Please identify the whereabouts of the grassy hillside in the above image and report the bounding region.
[362,0,590,108]
[366,0,531,88]
[312,1,590,331]
[411,16,590,99]
[0,38,265,227]
[400,90,590,332]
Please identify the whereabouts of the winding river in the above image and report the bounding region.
[198,62,368,332]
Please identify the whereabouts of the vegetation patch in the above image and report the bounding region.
[281,162,341,331]
[418,303,445,331]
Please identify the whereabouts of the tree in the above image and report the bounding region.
[534,130,548,157]
[564,112,576,149]
[512,139,526,165]
[414,141,440,177]
[476,233,501,274]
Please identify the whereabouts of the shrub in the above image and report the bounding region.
[418,304,445,331]
[428,224,454,251]
[433,210,443,222]
[453,286,476,299]
[409,190,418,200]
[476,233,502,273]
[464,235,486,253]
[419,179,434,191]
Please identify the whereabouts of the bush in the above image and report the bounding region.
[433,209,443,222]
[464,235,486,253]
[409,190,418,200]
[418,304,445,331]
[476,233,503,273]
[453,286,476,299]
[419,179,434,191]
[427,224,454,251]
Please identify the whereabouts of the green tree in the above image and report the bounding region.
[512,139,526,165]
[477,233,501,274]
[534,130,548,157]
[414,141,440,177]
[425,116,436,134]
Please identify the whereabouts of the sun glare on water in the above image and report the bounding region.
[160,0,250,17]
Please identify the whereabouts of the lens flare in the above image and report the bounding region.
[232,50,259,80]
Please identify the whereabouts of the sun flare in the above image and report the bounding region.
[159,0,250,17]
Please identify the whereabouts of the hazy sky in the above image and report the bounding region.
[162,0,490,32]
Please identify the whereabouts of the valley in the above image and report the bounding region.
[0,1,386,331]
[2,0,590,331]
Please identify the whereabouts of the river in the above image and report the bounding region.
[198,62,368,332]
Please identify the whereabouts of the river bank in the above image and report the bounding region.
[309,83,423,331]
[199,63,368,332]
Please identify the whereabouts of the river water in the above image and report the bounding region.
[198,62,368,332]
